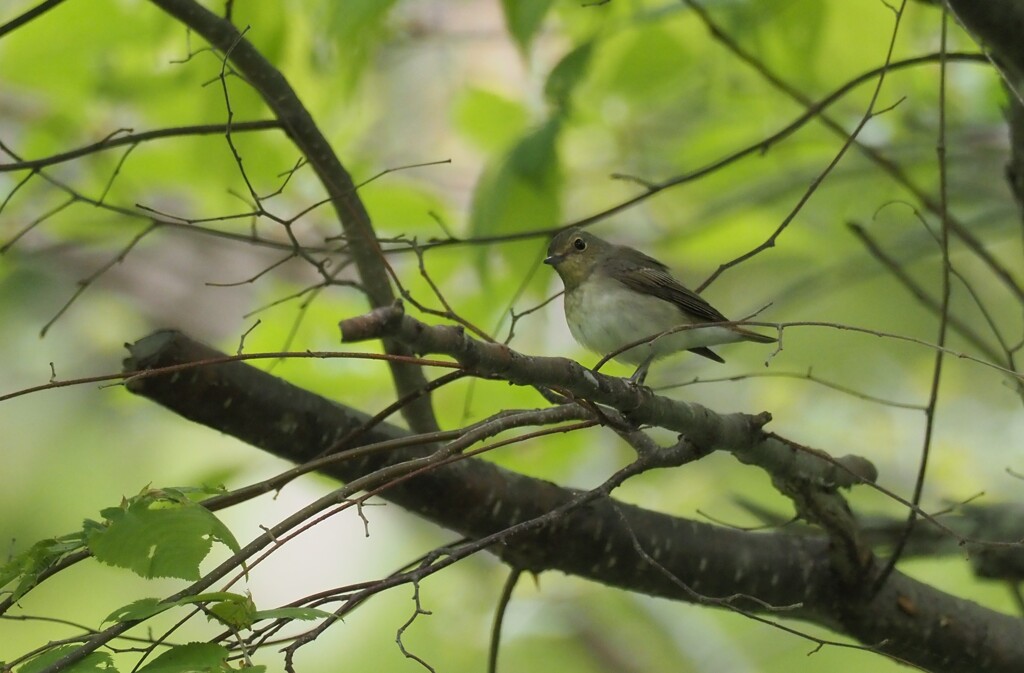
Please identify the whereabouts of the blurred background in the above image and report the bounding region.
[1,0,1022,671]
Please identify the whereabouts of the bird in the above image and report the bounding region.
[544,227,775,382]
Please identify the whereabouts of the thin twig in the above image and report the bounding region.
[875,5,952,592]
[488,568,521,673]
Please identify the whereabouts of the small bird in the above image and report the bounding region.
[544,227,775,381]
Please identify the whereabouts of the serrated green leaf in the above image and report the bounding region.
[102,594,257,630]
[136,643,228,673]
[16,645,114,673]
[201,510,242,559]
[208,594,257,630]
[164,592,257,629]
[501,0,555,53]
[103,597,168,624]
[86,499,240,580]
[81,518,106,535]
[0,533,86,603]
[253,607,333,622]
[98,506,125,521]
[7,575,38,604]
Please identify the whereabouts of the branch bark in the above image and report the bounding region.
[145,0,439,434]
[123,329,1024,673]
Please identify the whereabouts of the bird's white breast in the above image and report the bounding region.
[563,274,745,364]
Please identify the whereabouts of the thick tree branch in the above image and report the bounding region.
[145,0,438,434]
[124,329,1024,673]
[340,302,878,559]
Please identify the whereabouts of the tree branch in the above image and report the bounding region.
[123,329,1024,673]
[0,121,282,173]
[145,0,439,434]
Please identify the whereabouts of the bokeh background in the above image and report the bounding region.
[2,1,1022,671]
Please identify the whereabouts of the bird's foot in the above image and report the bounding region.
[628,359,651,386]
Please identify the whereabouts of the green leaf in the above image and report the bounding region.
[0,533,86,603]
[252,607,333,622]
[106,592,266,629]
[452,88,530,154]
[86,496,241,581]
[468,117,563,280]
[603,26,689,101]
[16,645,114,673]
[103,597,168,624]
[724,0,827,78]
[501,0,555,53]
[327,0,399,45]
[324,0,400,89]
[507,116,563,182]
[136,643,228,673]
[164,592,257,629]
[207,594,257,630]
[544,41,595,111]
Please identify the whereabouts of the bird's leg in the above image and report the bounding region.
[629,354,655,385]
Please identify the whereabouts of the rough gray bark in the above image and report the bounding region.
[123,329,1024,673]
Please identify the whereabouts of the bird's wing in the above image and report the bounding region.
[613,250,776,344]
[613,264,731,323]
[615,245,671,272]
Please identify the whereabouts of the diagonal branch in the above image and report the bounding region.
[146,0,439,434]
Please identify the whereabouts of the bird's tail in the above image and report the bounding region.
[736,327,777,343]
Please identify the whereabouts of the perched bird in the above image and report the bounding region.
[544,227,775,381]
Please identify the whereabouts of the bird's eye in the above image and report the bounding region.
[572,237,587,251]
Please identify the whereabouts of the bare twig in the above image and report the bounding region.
[875,6,953,592]
[488,568,522,673]
[689,0,906,290]
[0,121,282,173]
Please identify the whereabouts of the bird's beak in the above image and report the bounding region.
[543,253,562,266]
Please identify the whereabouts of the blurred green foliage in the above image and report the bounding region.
[1,0,1021,672]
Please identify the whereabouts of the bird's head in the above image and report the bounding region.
[544,228,609,290]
